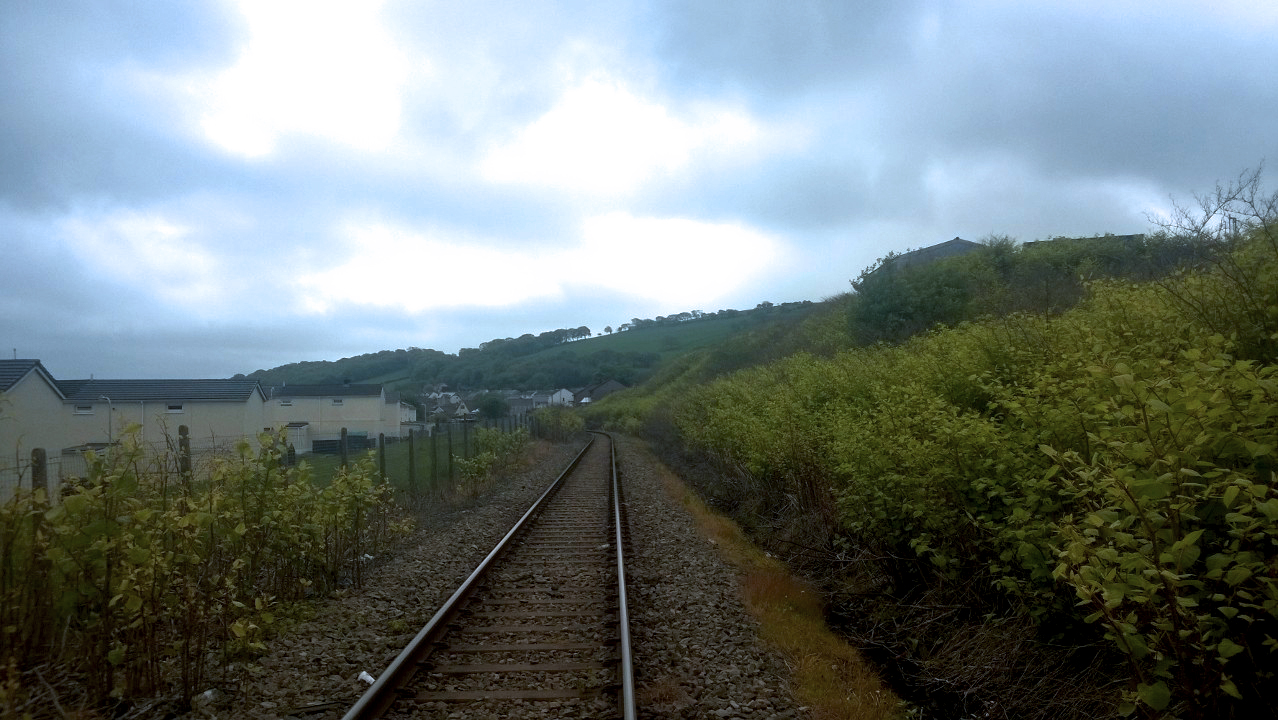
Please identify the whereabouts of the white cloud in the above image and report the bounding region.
[293,212,780,315]
[480,75,761,196]
[577,212,780,306]
[293,222,565,314]
[193,0,408,158]
[59,209,225,312]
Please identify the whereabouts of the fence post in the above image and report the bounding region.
[430,428,438,496]
[31,447,47,498]
[178,425,192,481]
[378,433,387,483]
[447,424,454,487]
[340,427,348,468]
[463,421,470,459]
[407,429,417,498]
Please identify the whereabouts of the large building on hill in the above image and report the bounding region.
[1022,233,1145,248]
[869,237,982,278]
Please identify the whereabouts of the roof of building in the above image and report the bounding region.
[574,379,626,400]
[265,384,383,398]
[1022,233,1146,248]
[880,237,983,274]
[58,378,267,403]
[0,359,62,395]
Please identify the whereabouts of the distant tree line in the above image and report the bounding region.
[613,302,811,332]
[465,326,593,358]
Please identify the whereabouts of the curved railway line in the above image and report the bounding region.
[340,431,636,720]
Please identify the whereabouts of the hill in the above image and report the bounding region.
[582,170,1278,718]
[236,301,822,400]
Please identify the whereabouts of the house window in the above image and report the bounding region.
[166,403,184,413]
[74,405,94,415]
[279,399,292,407]
[332,399,343,406]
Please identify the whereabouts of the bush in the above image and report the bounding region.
[532,406,584,442]
[0,428,409,709]
[664,185,1278,716]
[455,427,530,492]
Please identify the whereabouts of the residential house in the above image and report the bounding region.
[265,383,389,452]
[384,391,420,438]
[3,361,270,494]
[1,360,73,477]
[426,398,471,423]
[425,390,462,405]
[59,378,269,452]
[506,397,536,417]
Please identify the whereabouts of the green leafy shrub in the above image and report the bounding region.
[1,428,409,709]
[663,189,1278,716]
[532,406,584,442]
[456,427,530,492]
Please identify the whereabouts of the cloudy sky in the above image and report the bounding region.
[3,1,1276,380]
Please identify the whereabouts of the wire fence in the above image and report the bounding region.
[0,435,253,502]
[1,414,549,503]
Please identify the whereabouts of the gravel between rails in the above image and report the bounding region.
[176,435,806,720]
[618,436,805,720]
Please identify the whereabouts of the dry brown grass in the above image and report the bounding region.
[654,460,904,720]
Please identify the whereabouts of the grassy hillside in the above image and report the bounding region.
[239,301,822,396]
[525,312,746,359]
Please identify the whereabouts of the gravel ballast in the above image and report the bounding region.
[174,435,805,720]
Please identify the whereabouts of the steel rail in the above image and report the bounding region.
[339,434,596,720]
[607,431,638,720]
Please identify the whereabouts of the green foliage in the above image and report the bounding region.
[1048,344,1278,716]
[626,173,1278,717]
[0,428,409,709]
[455,427,530,492]
[475,393,510,420]
[848,233,1206,347]
[580,298,853,437]
[532,407,584,443]
[244,301,825,393]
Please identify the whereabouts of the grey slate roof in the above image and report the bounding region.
[265,384,382,398]
[881,237,982,273]
[58,378,266,403]
[0,359,63,395]
[574,379,626,402]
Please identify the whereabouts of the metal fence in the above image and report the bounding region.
[0,433,257,503]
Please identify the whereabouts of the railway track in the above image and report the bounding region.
[340,432,636,720]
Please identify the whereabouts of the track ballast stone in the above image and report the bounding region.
[174,436,805,720]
